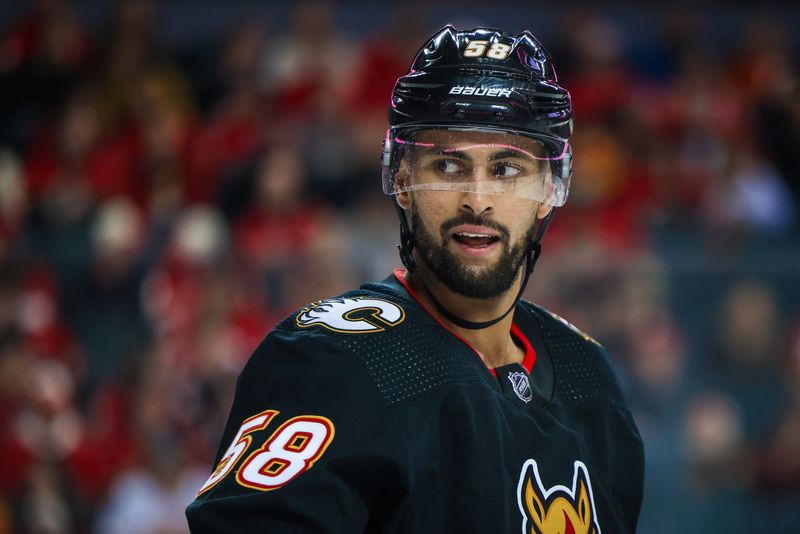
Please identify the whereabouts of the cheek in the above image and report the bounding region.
[501,199,539,238]
[411,191,456,227]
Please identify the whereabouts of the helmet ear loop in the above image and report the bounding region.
[520,149,561,296]
[389,140,418,272]
[520,205,555,301]
[393,198,417,273]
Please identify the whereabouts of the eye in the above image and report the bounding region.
[433,159,465,175]
[492,163,523,179]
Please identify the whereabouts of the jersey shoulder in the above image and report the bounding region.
[281,285,411,337]
[517,301,628,407]
[266,275,416,352]
[266,274,492,407]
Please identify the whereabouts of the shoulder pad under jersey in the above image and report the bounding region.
[517,301,627,407]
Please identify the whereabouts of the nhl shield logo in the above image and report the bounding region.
[508,371,533,403]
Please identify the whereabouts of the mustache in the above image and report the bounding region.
[439,214,510,244]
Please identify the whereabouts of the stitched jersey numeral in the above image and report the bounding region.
[197,410,278,495]
[237,416,335,490]
[197,410,335,495]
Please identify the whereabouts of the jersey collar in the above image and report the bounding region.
[392,269,536,376]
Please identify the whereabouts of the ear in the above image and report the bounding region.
[536,203,553,220]
[396,190,412,210]
[394,159,412,209]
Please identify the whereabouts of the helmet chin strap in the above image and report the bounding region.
[393,200,553,330]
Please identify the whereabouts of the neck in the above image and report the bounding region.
[404,266,525,369]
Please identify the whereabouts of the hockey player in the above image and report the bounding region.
[186,25,644,533]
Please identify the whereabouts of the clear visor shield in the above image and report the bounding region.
[381,128,571,207]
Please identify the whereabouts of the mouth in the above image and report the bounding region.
[449,225,502,256]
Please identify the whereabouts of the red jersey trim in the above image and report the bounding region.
[392,269,537,377]
[510,322,537,374]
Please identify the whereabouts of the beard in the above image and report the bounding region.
[410,206,535,300]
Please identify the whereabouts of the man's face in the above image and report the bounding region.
[397,130,552,299]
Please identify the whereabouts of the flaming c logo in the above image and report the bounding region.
[295,297,405,333]
[517,460,601,534]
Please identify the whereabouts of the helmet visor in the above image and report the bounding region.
[382,128,571,207]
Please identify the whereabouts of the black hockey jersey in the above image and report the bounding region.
[186,270,644,533]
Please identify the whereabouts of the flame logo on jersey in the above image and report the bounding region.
[296,297,405,333]
[517,460,601,534]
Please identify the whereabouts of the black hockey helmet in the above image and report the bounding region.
[383,25,573,205]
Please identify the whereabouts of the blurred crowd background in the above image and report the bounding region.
[0,0,798,532]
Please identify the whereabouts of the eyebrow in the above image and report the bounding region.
[417,148,471,160]
[417,146,539,162]
[488,150,535,162]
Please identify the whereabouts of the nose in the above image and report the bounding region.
[460,190,494,216]
[460,166,494,215]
